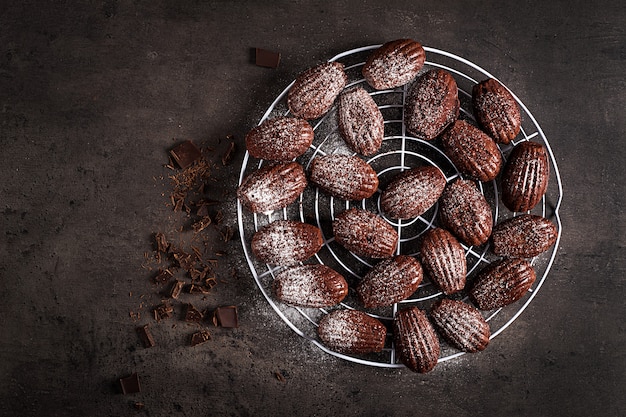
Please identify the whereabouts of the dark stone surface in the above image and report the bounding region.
[1,1,624,416]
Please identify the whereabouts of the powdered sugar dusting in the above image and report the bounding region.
[317,309,386,354]
[288,61,347,120]
[380,166,446,219]
[251,220,322,266]
[310,154,378,200]
[357,255,423,308]
[274,265,347,308]
[337,87,384,155]
[245,116,313,161]
[362,39,425,89]
[237,162,307,213]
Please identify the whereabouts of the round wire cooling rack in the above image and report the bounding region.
[237,45,564,368]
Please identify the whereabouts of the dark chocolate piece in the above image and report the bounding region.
[190,330,211,346]
[169,140,202,169]
[153,268,173,285]
[184,304,204,322]
[153,302,173,321]
[136,324,156,348]
[192,216,211,233]
[169,280,184,299]
[119,373,141,395]
[213,306,239,328]
[255,48,281,69]
[154,232,169,253]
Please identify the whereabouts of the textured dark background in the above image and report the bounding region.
[1,1,624,416]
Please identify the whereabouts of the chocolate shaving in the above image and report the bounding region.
[153,268,173,285]
[169,280,184,299]
[221,140,236,166]
[188,284,210,294]
[153,302,174,322]
[190,330,211,346]
[136,324,156,348]
[192,216,212,233]
[154,232,169,253]
[274,371,286,383]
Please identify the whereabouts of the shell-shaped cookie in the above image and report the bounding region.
[469,258,537,310]
[438,179,493,246]
[273,265,348,308]
[362,39,426,90]
[251,220,323,266]
[404,69,460,140]
[317,309,387,355]
[419,228,467,295]
[430,299,490,353]
[332,208,398,259]
[310,154,379,201]
[245,117,313,162]
[237,162,307,213]
[393,306,440,373]
[491,214,558,258]
[356,255,423,308]
[501,141,550,212]
[287,61,347,120]
[337,87,385,156]
[380,166,446,219]
[441,119,503,182]
[472,78,521,144]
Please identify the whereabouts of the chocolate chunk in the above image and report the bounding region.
[184,304,204,322]
[255,48,281,69]
[169,140,202,169]
[154,232,169,253]
[188,284,209,294]
[153,268,173,285]
[192,216,211,233]
[153,302,173,321]
[213,306,239,328]
[136,324,156,348]
[119,373,141,395]
[169,280,184,299]
[190,330,211,346]
[221,141,236,166]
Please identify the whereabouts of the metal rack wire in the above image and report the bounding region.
[237,45,563,367]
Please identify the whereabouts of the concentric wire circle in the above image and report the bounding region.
[237,45,563,367]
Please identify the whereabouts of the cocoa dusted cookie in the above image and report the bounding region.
[430,298,490,353]
[251,220,323,266]
[317,309,387,355]
[288,61,348,120]
[438,179,493,247]
[356,255,423,308]
[491,214,558,258]
[501,141,550,212]
[337,87,385,156]
[404,69,460,140]
[472,78,521,144]
[245,116,313,162]
[393,306,440,373]
[380,166,446,220]
[237,162,307,213]
[440,119,503,182]
[332,208,398,259]
[419,228,467,295]
[469,258,537,310]
[362,39,426,90]
[309,154,379,201]
[273,265,348,308]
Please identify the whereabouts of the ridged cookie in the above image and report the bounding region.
[491,214,558,258]
[419,228,467,295]
[288,61,347,120]
[310,154,379,201]
[362,39,426,90]
[438,179,493,246]
[501,141,550,212]
[430,298,490,353]
[472,78,521,144]
[245,116,313,161]
[337,87,385,156]
[441,119,502,182]
[469,258,536,310]
[404,69,460,140]
[393,306,440,373]
[251,220,323,266]
[333,208,398,258]
[380,166,446,219]
[356,255,423,308]
[273,265,348,308]
[317,309,387,355]
[237,162,307,213]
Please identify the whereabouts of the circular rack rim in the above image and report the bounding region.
[237,44,564,368]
